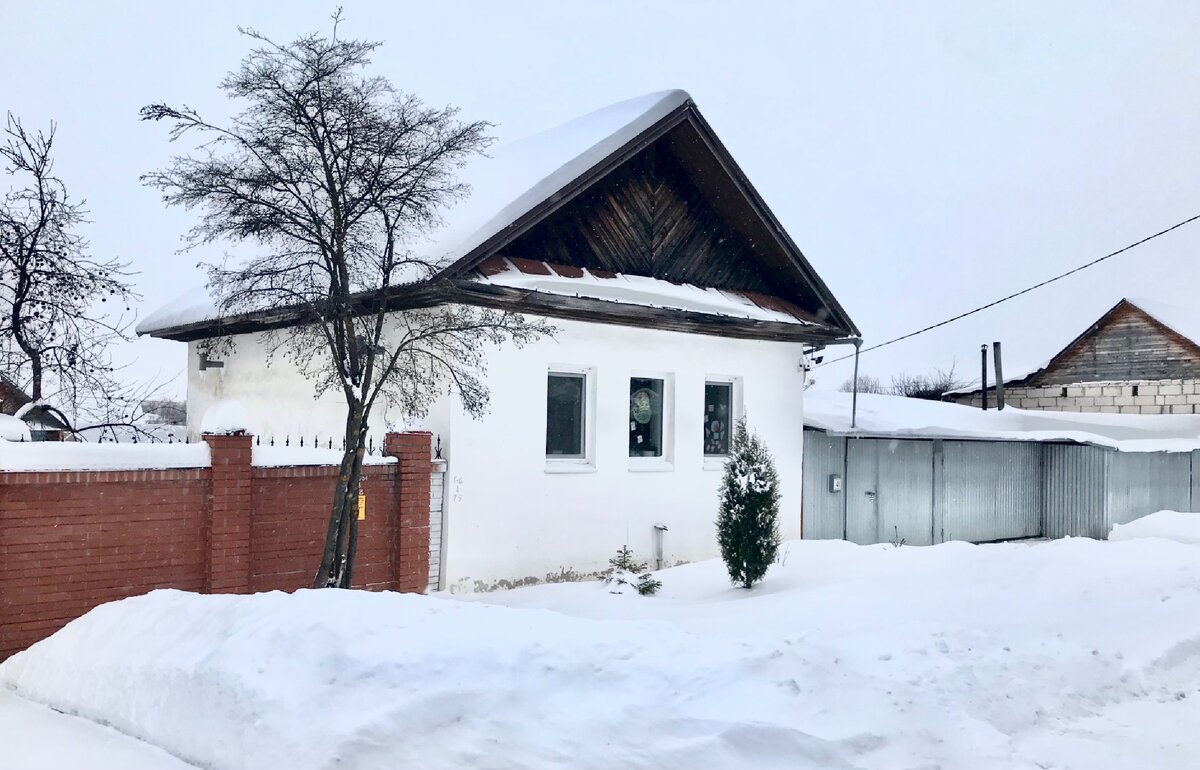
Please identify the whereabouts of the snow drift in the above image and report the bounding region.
[1110,510,1200,544]
[6,538,1200,769]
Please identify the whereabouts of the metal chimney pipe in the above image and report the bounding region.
[993,341,1005,411]
[980,344,989,411]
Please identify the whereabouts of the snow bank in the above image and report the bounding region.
[806,390,1200,451]
[1110,510,1200,544]
[8,537,1200,769]
[199,399,250,435]
[0,690,193,770]
[252,446,395,467]
[0,441,209,471]
[0,413,32,442]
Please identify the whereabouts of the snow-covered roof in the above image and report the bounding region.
[806,391,1200,452]
[136,287,219,337]
[0,414,31,442]
[137,91,692,338]
[416,90,690,272]
[473,257,816,325]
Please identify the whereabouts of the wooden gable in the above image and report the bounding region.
[498,142,775,295]
[1030,300,1200,385]
[440,105,858,338]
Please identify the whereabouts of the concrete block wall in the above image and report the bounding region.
[949,379,1200,414]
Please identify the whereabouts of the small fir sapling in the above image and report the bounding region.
[604,545,662,596]
[716,418,781,589]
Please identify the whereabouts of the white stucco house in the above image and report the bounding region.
[138,90,859,590]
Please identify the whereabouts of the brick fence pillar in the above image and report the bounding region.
[204,433,254,593]
[386,431,433,593]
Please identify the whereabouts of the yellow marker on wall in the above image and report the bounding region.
[357,493,366,521]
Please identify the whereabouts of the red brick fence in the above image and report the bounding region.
[0,431,433,660]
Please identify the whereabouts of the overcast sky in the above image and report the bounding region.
[5,1,1200,398]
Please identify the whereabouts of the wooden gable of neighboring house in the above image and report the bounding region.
[0,375,71,433]
[1022,299,1200,386]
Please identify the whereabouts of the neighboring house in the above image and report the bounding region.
[947,298,1200,414]
[139,399,187,425]
[137,90,858,589]
[0,375,71,440]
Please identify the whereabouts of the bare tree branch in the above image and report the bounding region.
[0,112,157,437]
[142,18,552,589]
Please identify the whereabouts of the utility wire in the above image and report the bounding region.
[819,212,1200,366]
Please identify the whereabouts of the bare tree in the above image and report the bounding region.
[890,364,963,401]
[838,374,886,394]
[142,15,551,589]
[0,113,152,438]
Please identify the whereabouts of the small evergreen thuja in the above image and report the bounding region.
[604,546,662,596]
[716,418,781,589]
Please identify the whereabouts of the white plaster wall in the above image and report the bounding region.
[184,335,431,446]
[441,317,807,590]
[182,313,808,590]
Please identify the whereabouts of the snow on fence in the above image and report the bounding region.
[0,440,211,472]
[0,431,436,660]
[802,428,1200,545]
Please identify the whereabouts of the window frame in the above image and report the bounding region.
[703,375,743,469]
[545,365,596,473]
[628,370,675,472]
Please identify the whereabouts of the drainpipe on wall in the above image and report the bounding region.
[851,338,863,430]
[842,339,863,542]
[806,335,863,543]
[653,524,668,571]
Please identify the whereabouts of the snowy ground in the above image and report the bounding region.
[5,532,1200,769]
[0,689,194,769]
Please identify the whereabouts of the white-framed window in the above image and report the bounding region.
[545,366,595,472]
[628,372,674,471]
[703,375,742,466]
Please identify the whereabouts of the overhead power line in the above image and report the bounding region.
[819,212,1200,366]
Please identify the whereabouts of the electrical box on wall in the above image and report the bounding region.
[829,474,842,493]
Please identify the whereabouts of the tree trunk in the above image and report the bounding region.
[313,401,369,588]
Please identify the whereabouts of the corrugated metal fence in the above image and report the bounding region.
[803,428,1200,544]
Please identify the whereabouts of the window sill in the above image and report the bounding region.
[544,460,597,474]
[703,457,729,472]
[628,459,675,473]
